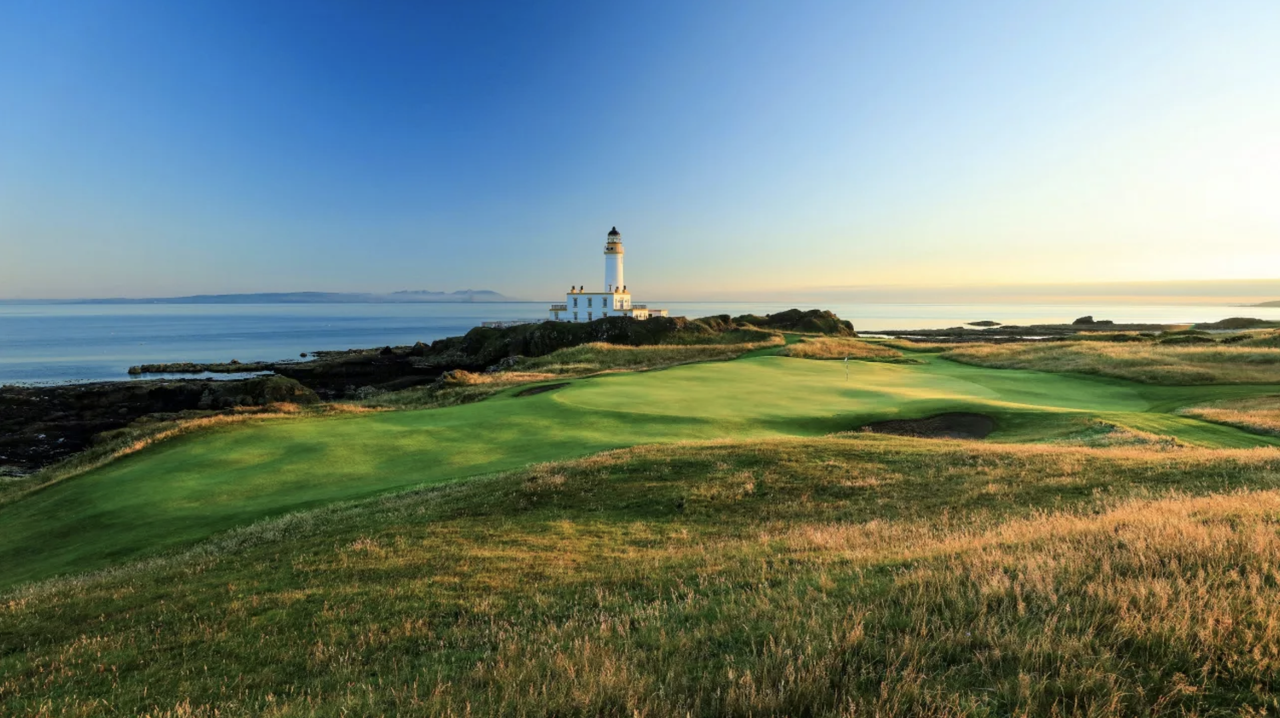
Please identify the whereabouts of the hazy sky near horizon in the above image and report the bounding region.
[2,0,1278,300]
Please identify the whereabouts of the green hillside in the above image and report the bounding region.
[3,352,1279,590]
[4,436,1280,716]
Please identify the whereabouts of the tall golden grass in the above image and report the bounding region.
[879,338,977,353]
[778,336,910,361]
[944,341,1280,384]
[1180,395,1280,436]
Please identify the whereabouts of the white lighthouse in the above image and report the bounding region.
[604,226,623,292]
[549,227,668,322]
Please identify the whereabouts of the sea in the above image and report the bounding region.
[2,301,1279,386]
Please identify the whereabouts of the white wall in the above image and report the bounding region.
[604,250,623,292]
[560,291,649,322]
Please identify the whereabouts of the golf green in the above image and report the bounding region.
[3,353,1278,590]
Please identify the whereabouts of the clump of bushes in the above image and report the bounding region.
[1224,330,1280,348]
[1158,334,1217,346]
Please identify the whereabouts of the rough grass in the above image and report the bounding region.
[1232,330,1280,348]
[4,436,1280,716]
[1180,395,1280,437]
[778,336,910,362]
[944,341,1280,384]
[879,338,975,353]
[662,327,783,345]
[1052,420,1185,449]
[519,336,784,374]
[362,371,561,410]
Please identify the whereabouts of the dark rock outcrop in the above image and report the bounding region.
[731,309,855,335]
[1072,316,1114,326]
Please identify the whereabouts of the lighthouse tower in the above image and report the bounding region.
[548,226,667,322]
[604,226,624,291]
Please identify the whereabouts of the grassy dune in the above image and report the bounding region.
[4,437,1280,716]
[778,336,910,361]
[944,341,1280,384]
[1181,394,1280,437]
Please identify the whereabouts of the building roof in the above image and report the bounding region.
[608,226,621,237]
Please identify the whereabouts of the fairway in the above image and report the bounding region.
[3,353,1280,590]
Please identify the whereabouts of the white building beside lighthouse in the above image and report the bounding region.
[549,227,668,322]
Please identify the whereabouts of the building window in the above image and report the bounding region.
[573,298,578,307]
[588,312,593,320]
[588,297,593,307]
[573,312,578,320]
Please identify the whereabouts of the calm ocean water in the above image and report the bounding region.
[2,301,1278,386]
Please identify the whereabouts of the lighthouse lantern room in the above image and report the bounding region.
[549,227,668,323]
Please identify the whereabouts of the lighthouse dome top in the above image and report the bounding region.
[607,226,621,237]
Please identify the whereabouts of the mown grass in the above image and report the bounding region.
[363,338,785,410]
[4,436,1280,716]
[1181,394,1280,437]
[778,336,912,362]
[0,403,374,509]
[944,341,1280,384]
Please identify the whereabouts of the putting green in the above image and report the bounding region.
[2,353,1278,590]
[555,355,1153,418]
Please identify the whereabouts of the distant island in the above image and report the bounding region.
[1252,300,1280,308]
[1,290,520,304]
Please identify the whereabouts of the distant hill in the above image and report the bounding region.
[1252,300,1280,308]
[6,290,520,304]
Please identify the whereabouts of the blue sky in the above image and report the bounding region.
[1,0,1277,300]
